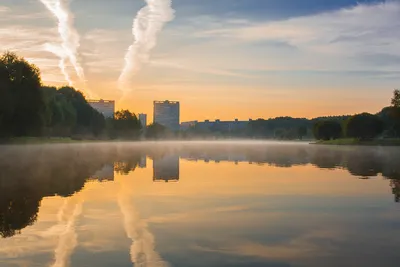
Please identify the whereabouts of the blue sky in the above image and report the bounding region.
[0,0,399,120]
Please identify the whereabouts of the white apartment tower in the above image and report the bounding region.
[88,99,115,118]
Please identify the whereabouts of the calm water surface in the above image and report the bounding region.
[0,142,399,267]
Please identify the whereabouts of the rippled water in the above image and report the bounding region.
[0,142,399,267]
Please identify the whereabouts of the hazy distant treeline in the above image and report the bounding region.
[180,91,400,141]
[312,91,400,141]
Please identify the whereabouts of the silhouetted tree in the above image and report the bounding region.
[390,180,400,203]
[41,86,77,136]
[378,106,400,138]
[146,123,168,139]
[112,110,142,139]
[297,126,308,140]
[392,89,400,107]
[58,86,106,137]
[0,52,45,137]
[345,113,384,140]
[313,120,342,140]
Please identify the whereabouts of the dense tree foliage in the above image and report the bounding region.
[297,126,308,140]
[109,110,142,139]
[392,89,400,107]
[146,123,169,139]
[0,52,44,137]
[0,52,105,139]
[345,113,384,140]
[313,120,342,140]
[378,106,400,138]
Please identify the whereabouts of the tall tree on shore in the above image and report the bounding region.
[0,52,45,137]
[392,89,400,107]
[112,110,142,139]
[313,120,342,140]
[345,113,384,140]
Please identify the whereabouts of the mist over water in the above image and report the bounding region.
[0,141,399,267]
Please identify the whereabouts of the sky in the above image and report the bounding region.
[1,0,399,121]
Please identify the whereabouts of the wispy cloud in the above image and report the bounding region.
[0,6,10,14]
[39,0,86,89]
[195,1,400,61]
[118,0,175,93]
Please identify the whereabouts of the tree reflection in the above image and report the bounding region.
[390,180,400,203]
[0,185,40,238]
[0,144,144,238]
[2,143,400,238]
[177,144,400,203]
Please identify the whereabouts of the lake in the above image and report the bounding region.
[0,142,399,267]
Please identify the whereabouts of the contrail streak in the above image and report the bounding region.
[118,0,175,91]
[45,43,73,86]
[39,0,85,86]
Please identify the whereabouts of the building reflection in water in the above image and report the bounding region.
[1,143,400,241]
[152,155,180,183]
[90,164,114,182]
[139,156,147,169]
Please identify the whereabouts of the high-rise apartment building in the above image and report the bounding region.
[153,100,180,131]
[138,113,147,128]
[88,99,115,118]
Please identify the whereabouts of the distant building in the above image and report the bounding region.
[180,121,198,131]
[182,119,250,132]
[139,156,147,168]
[88,99,115,118]
[153,100,180,131]
[139,113,147,128]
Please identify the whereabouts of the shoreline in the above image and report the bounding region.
[1,137,311,145]
[2,137,400,146]
[312,138,400,146]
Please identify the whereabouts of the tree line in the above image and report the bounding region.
[313,90,400,141]
[0,52,145,140]
[2,52,399,141]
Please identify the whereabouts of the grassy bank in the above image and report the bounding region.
[313,138,400,146]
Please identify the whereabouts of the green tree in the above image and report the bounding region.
[41,86,77,136]
[378,106,400,138]
[392,89,400,107]
[0,52,45,137]
[345,113,384,140]
[57,86,105,137]
[274,128,285,139]
[313,120,342,140]
[297,126,308,140]
[146,123,168,139]
[112,110,142,139]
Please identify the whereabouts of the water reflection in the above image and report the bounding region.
[153,155,180,183]
[0,142,399,267]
